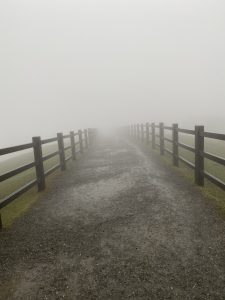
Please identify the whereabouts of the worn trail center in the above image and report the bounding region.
[1,137,225,299]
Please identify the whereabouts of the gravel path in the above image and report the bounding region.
[1,137,225,299]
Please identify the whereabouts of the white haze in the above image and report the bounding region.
[0,0,225,147]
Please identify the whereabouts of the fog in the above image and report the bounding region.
[1,0,225,147]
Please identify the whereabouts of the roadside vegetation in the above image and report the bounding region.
[0,140,72,228]
[159,131,225,215]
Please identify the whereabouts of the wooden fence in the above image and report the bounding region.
[0,128,95,229]
[130,123,225,191]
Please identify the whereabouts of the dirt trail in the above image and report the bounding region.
[1,137,225,299]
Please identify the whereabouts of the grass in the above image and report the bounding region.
[0,139,73,228]
[153,130,225,215]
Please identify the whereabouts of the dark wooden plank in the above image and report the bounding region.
[64,146,72,151]
[178,142,195,152]
[179,156,195,169]
[44,163,60,177]
[57,133,66,171]
[159,122,165,155]
[0,162,35,182]
[204,152,225,166]
[0,143,33,156]
[164,137,172,143]
[195,126,204,186]
[65,155,72,162]
[178,128,195,135]
[42,151,59,161]
[204,132,225,141]
[204,172,225,190]
[63,134,70,139]
[33,136,45,191]
[165,147,172,155]
[70,131,76,160]
[41,137,57,145]
[0,180,37,209]
[172,124,179,167]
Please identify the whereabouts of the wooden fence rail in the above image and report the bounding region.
[129,122,225,191]
[0,128,95,229]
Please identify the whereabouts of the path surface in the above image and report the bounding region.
[1,137,225,299]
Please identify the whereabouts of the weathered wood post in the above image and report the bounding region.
[159,122,164,155]
[134,124,137,140]
[70,131,76,160]
[151,122,156,149]
[84,129,88,149]
[137,124,140,141]
[88,128,92,146]
[146,122,150,145]
[141,124,144,143]
[195,125,204,186]
[33,136,46,191]
[0,214,2,231]
[78,130,84,154]
[172,124,179,166]
[57,133,66,171]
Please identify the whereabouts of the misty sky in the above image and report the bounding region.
[1,0,225,146]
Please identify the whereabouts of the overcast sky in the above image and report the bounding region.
[0,0,225,146]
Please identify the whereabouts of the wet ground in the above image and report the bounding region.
[1,137,225,299]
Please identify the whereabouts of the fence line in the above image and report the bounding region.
[129,122,225,191]
[0,128,96,229]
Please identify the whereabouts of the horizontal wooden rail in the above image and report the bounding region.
[178,156,195,169]
[178,128,195,135]
[0,162,35,182]
[64,146,72,151]
[204,152,225,166]
[165,147,172,155]
[164,137,172,143]
[0,179,37,209]
[204,172,225,190]
[65,155,72,162]
[41,137,57,145]
[42,151,59,161]
[0,143,33,156]
[178,142,195,153]
[63,134,70,139]
[204,132,225,141]
[45,163,61,177]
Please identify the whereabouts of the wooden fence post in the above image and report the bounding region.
[134,124,137,140]
[172,124,179,166]
[33,136,45,191]
[137,124,140,141]
[151,122,156,149]
[0,214,2,231]
[195,125,204,186]
[159,122,164,155]
[88,128,92,146]
[84,129,88,149]
[57,133,66,171]
[141,124,144,143]
[78,130,84,153]
[70,131,76,160]
[146,123,150,145]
